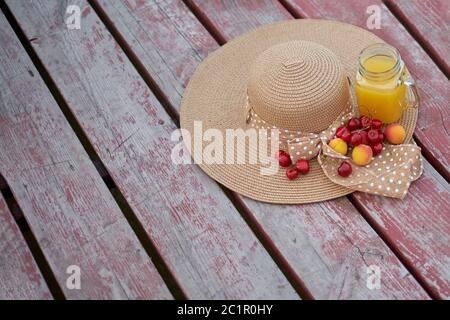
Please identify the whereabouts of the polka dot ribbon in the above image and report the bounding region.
[246,100,423,199]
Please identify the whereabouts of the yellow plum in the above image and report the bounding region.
[352,144,373,166]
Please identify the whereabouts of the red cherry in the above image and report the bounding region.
[371,143,383,156]
[275,150,287,159]
[286,168,299,180]
[336,126,351,142]
[341,130,351,143]
[279,153,292,167]
[359,130,369,145]
[372,119,382,130]
[336,126,351,138]
[336,126,346,137]
[378,132,385,143]
[367,129,380,145]
[347,117,361,131]
[296,159,310,175]
[350,132,362,147]
[337,161,352,177]
[360,116,372,128]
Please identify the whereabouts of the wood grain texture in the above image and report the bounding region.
[386,0,450,77]
[0,10,171,299]
[6,0,298,299]
[96,0,431,299]
[0,175,7,190]
[284,0,450,181]
[352,160,450,299]
[241,196,432,299]
[284,0,450,299]
[0,193,52,299]
[92,0,219,112]
[186,0,291,43]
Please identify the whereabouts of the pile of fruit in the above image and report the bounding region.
[276,150,310,180]
[329,116,406,177]
[277,115,407,180]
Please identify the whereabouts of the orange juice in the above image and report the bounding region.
[355,44,407,123]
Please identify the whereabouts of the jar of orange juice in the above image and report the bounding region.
[355,43,419,123]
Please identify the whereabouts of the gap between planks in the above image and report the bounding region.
[184,0,429,299]
[183,0,227,45]
[277,0,447,299]
[281,0,450,80]
[89,0,311,299]
[169,0,441,299]
[0,1,185,300]
[0,175,65,299]
[91,0,440,299]
[347,194,440,299]
[89,0,181,126]
[278,0,450,184]
[383,0,449,79]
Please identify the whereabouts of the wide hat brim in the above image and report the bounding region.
[180,19,418,204]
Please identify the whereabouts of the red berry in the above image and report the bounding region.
[347,117,361,131]
[359,130,369,145]
[336,126,346,137]
[378,132,385,143]
[360,116,372,128]
[296,159,310,175]
[372,119,382,130]
[336,126,350,141]
[279,153,292,167]
[341,130,351,143]
[371,143,383,156]
[337,161,352,177]
[275,150,287,159]
[336,126,351,142]
[367,129,380,145]
[350,132,362,147]
[286,168,299,180]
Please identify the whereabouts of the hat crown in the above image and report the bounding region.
[247,41,350,133]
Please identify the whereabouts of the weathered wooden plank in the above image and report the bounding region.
[186,0,291,43]
[0,193,52,300]
[386,0,450,77]
[92,0,219,112]
[95,0,430,299]
[6,0,298,299]
[284,0,450,299]
[284,0,450,181]
[353,161,450,299]
[0,10,171,299]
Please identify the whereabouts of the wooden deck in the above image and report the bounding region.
[0,0,448,300]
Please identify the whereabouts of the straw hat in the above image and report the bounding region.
[180,20,419,204]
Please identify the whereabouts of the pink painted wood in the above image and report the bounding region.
[92,0,219,112]
[6,0,298,299]
[0,193,52,299]
[0,10,171,299]
[386,0,450,77]
[283,0,450,299]
[186,0,291,43]
[352,161,450,299]
[283,0,450,182]
[94,0,430,299]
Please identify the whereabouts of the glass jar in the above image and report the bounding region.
[355,43,418,123]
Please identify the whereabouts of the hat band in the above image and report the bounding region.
[245,97,354,161]
[244,96,423,199]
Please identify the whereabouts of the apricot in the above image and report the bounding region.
[329,138,348,156]
[352,144,373,166]
[385,123,406,145]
